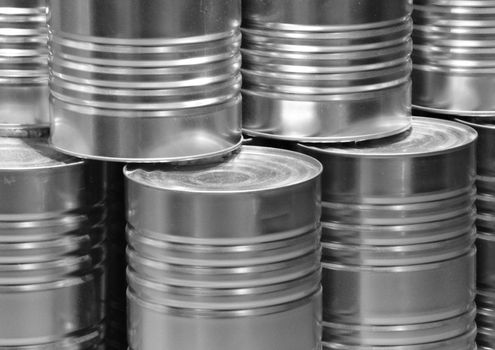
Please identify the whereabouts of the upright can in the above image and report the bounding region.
[124,146,323,350]
[0,137,105,349]
[241,0,412,142]
[412,0,495,116]
[48,0,242,162]
[299,117,477,350]
[456,118,495,350]
[0,0,48,131]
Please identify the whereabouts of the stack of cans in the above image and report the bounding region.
[0,1,107,349]
[243,0,479,349]
[124,147,323,350]
[300,118,477,350]
[412,1,495,348]
[0,137,106,349]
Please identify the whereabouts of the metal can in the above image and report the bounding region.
[48,0,242,162]
[124,146,322,350]
[0,0,48,131]
[412,0,495,116]
[241,0,412,142]
[299,117,477,347]
[456,118,495,349]
[0,137,105,348]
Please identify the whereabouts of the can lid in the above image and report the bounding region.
[300,117,477,157]
[125,146,322,193]
[0,138,82,170]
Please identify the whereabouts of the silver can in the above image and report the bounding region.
[0,0,48,131]
[48,0,242,162]
[124,146,322,350]
[0,137,105,348]
[456,118,495,349]
[299,117,477,347]
[412,0,495,116]
[241,0,412,142]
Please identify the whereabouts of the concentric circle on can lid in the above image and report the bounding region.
[299,117,477,157]
[0,137,82,170]
[124,146,322,193]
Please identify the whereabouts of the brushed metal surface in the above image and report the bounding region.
[241,0,412,142]
[48,0,242,162]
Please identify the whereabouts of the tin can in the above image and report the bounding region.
[241,0,412,142]
[0,0,48,131]
[124,146,322,350]
[456,118,495,349]
[48,0,242,162]
[412,0,495,116]
[0,137,105,348]
[299,117,477,347]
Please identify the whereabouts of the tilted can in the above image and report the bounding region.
[48,0,242,162]
[0,137,105,348]
[299,117,477,347]
[241,0,412,142]
[124,146,322,350]
[412,0,495,116]
[0,0,48,131]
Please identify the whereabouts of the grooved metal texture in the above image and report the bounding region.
[241,0,412,142]
[124,146,323,350]
[299,117,478,350]
[48,0,242,162]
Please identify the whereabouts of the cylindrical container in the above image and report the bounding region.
[456,118,495,349]
[0,0,49,130]
[412,0,495,116]
[241,0,412,142]
[299,117,477,347]
[104,162,127,350]
[48,0,242,162]
[0,137,105,348]
[124,146,322,350]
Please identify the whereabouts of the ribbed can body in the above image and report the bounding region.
[412,0,495,116]
[241,0,412,142]
[298,118,477,349]
[456,119,495,349]
[0,0,48,130]
[0,138,106,349]
[48,0,242,162]
[124,146,323,350]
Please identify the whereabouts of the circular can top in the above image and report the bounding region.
[0,138,82,170]
[300,117,477,157]
[125,146,322,193]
